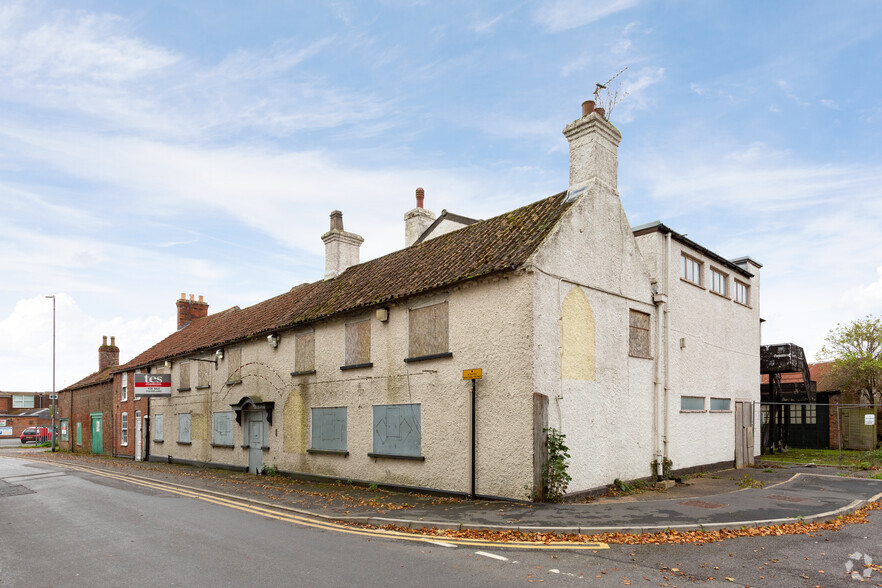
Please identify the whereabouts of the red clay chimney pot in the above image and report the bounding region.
[582,100,595,117]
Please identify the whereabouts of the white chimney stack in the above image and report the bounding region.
[404,187,436,247]
[322,210,364,279]
[562,100,622,196]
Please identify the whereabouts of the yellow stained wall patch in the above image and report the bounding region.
[561,287,596,381]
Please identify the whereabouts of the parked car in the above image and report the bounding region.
[19,427,56,444]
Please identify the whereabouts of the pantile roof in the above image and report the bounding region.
[115,192,572,372]
[60,366,115,392]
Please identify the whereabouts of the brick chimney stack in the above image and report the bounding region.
[98,335,120,371]
[404,187,436,247]
[562,99,622,196]
[177,293,209,330]
[321,211,364,280]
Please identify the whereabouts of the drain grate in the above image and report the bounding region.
[677,500,728,509]
[765,494,809,503]
[0,479,35,498]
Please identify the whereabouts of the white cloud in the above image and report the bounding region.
[820,99,839,110]
[776,79,809,106]
[472,4,524,33]
[0,294,174,390]
[534,0,642,32]
[633,142,882,359]
[609,66,664,123]
[840,266,882,312]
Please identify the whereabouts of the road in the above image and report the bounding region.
[1,455,880,587]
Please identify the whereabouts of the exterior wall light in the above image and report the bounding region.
[267,333,279,348]
[164,360,172,369]
[215,348,224,361]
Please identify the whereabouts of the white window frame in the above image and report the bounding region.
[121,372,128,402]
[120,412,128,446]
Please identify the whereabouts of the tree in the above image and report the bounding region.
[818,315,882,406]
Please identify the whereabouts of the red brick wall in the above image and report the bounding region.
[113,371,150,459]
[1,416,53,439]
[57,380,113,454]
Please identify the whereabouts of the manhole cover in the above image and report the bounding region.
[677,500,728,509]
[765,494,808,503]
[0,479,35,498]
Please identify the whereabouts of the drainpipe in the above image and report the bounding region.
[663,231,672,460]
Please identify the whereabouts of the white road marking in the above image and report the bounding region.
[475,551,509,561]
[427,541,457,548]
[549,569,560,573]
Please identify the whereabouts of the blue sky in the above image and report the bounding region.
[2,0,881,390]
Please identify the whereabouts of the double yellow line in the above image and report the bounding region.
[22,458,608,551]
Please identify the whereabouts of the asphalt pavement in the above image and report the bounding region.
[4,448,881,535]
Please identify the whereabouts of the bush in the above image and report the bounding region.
[542,427,572,503]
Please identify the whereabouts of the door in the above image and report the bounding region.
[90,415,103,455]
[134,410,142,461]
[735,401,754,468]
[247,413,264,474]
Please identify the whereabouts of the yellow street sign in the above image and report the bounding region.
[462,369,482,380]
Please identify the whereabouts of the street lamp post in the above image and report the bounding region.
[46,295,56,452]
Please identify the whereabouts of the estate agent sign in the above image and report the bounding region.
[133,373,172,397]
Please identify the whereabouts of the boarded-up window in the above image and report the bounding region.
[154,414,164,441]
[178,413,191,443]
[213,412,235,446]
[628,310,651,358]
[372,404,421,457]
[311,407,347,451]
[408,302,449,358]
[344,320,371,366]
[227,347,242,383]
[178,361,190,391]
[197,360,210,388]
[295,331,316,373]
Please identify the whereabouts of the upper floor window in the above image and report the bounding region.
[197,359,210,389]
[12,394,34,409]
[121,372,128,402]
[344,319,371,367]
[734,280,750,306]
[294,331,316,374]
[710,268,727,296]
[227,348,242,384]
[178,360,191,392]
[628,309,651,359]
[681,253,702,286]
[407,302,450,360]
